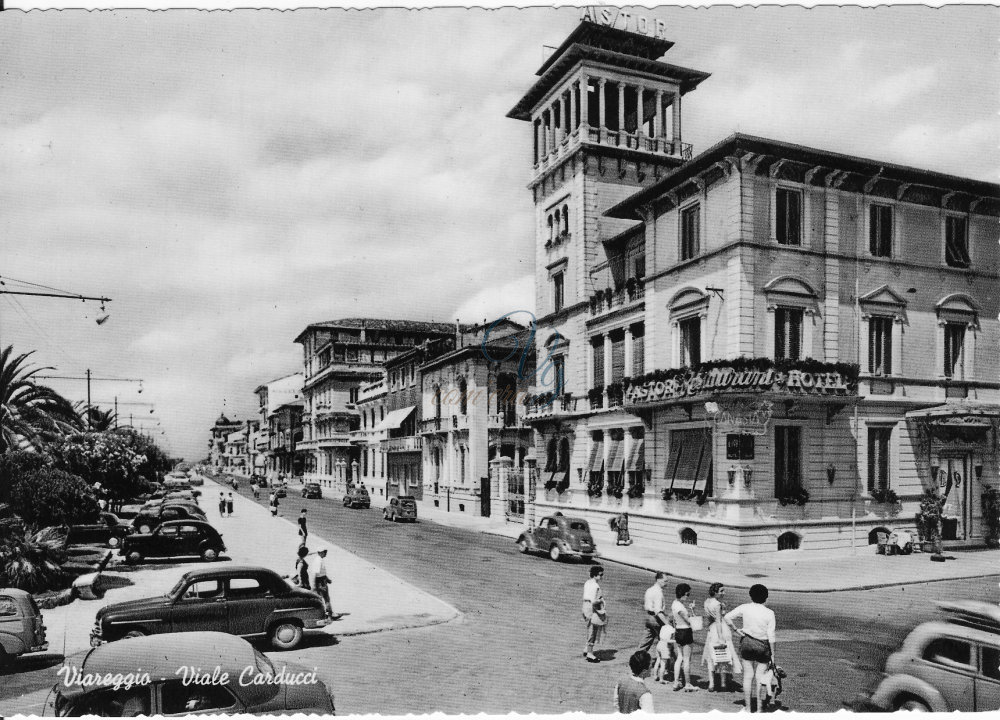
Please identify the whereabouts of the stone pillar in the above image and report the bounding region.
[554,97,563,146]
[635,85,644,137]
[580,74,589,129]
[524,456,538,529]
[598,78,607,136]
[672,92,682,146]
[570,82,578,131]
[624,326,634,375]
[604,335,613,387]
[655,89,663,140]
[541,110,549,158]
[617,82,626,137]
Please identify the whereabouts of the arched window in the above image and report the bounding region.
[558,437,571,473]
[459,377,468,415]
[868,527,891,545]
[680,528,698,546]
[777,532,801,551]
[546,438,558,472]
[562,205,570,235]
[547,215,554,243]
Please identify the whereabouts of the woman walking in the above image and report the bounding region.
[702,582,740,691]
[294,545,311,590]
[582,564,607,663]
[671,583,698,691]
[725,583,776,713]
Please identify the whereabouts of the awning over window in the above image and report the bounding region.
[906,402,1000,422]
[586,442,604,474]
[626,440,645,471]
[607,441,625,472]
[373,406,416,432]
[668,430,711,492]
[550,471,568,486]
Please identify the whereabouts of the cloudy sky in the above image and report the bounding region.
[1,6,996,460]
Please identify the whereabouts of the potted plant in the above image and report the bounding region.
[625,277,637,300]
[661,488,675,501]
[919,488,945,559]
[982,485,1000,548]
[870,487,899,505]
[587,387,604,409]
[587,473,604,498]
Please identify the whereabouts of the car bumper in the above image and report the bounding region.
[29,642,49,652]
[306,617,332,629]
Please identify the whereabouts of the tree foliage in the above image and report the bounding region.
[9,468,99,528]
[0,506,68,592]
[0,346,82,454]
[52,431,147,503]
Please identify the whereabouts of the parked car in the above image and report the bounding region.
[383,495,417,522]
[66,512,131,548]
[121,520,226,564]
[162,476,192,491]
[302,482,323,499]
[0,588,48,670]
[133,503,207,534]
[91,565,331,650]
[862,600,1000,711]
[187,473,204,486]
[343,486,370,509]
[52,631,335,715]
[273,484,287,499]
[516,515,597,562]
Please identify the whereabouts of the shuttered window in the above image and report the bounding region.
[944,323,966,378]
[868,316,893,375]
[776,188,802,246]
[667,429,710,492]
[680,204,700,260]
[774,426,802,497]
[632,324,645,377]
[679,318,700,367]
[867,427,891,492]
[610,331,626,384]
[945,216,970,268]
[775,308,803,360]
[592,337,604,389]
[869,204,892,257]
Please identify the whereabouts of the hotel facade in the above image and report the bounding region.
[512,20,1000,561]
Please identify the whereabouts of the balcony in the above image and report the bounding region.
[524,393,591,419]
[487,410,527,429]
[536,126,693,171]
[589,280,645,319]
[420,417,446,434]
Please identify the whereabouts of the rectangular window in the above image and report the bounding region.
[944,323,966,379]
[680,204,700,260]
[867,427,891,492]
[774,426,802,498]
[869,204,893,257]
[634,256,646,281]
[632,324,645,377]
[945,216,970,268]
[868,316,893,375]
[679,317,701,367]
[592,338,604,389]
[552,355,566,395]
[459,447,466,484]
[775,308,803,360]
[776,188,802,246]
[610,331,625,384]
[553,272,565,312]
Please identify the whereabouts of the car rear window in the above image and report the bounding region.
[923,637,973,668]
[569,522,588,531]
[0,597,17,616]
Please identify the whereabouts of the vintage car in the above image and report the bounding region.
[0,588,48,670]
[162,476,192,491]
[516,514,597,562]
[121,520,226,564]
[132,502,207,534]
[271,483,288,499]
[53,632,335,715]
[302,482,323,499]
[383,495,417,522]
[66,512,131,548]
[862,600,1000,711]
[343,486,370,509]
[91,566,330,650]
[187,473,204,486]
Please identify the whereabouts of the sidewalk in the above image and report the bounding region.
[34,479,460,659]
[375,496,1000,592]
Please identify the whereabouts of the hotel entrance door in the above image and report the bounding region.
[938,454,973,541]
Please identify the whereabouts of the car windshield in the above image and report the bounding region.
[253,648,275,676]
[167,576,191,597]
[570,522,588,531]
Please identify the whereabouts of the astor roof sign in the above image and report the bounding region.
[580,6,668,39]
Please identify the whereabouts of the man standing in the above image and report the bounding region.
[219,492,227,518]
[614,651,654,713]
[639,571,670,653]
[298,509,308,543]
[269,491,278,517]
[313,548,332,618]
[582,565,606,663]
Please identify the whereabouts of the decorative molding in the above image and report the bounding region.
[768,159,788,180]
[942,191,956,209]
[804,165,828,185]
[691,176,706,193]
[863,167,884,194]
[739,152,763,174]
[831,171,849,190]
[896,182,912,201]
[969,197,984,214]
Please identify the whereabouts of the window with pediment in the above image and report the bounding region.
[936,294,978,380]
[858,286,907,377]
[764,277,819,362]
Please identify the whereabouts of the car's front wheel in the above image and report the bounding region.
[269,621,304,651]
[122,628,147,640]
[137,524,153,535]
[549,544,562,562]
[107,536,121,548]
[201,547,219,562]
[895,697,930,712]
[517,538,530,554]
[126,551,143,565]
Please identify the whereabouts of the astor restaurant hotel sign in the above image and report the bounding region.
[624,366,854,406]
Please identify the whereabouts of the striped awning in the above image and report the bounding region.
[607,441,625,473]
[586,442,604,473]
[626,440,645,471]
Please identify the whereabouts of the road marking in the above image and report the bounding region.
[780,629,853,643]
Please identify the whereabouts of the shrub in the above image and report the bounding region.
[8,469,99,528]
[0,515,68,592]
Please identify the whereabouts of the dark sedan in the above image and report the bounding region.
[121,519,225,564]
[516,514,597,561]
[132,502,207,534]
[66,512,130,548]
[91,566,330,650]
[53,632,335,715]
[302,482,322,499]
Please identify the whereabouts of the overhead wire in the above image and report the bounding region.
[2,294,79,369]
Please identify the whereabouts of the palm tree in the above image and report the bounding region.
[0,504,68,592]
[0,346,82,455]
[73,403,117,432]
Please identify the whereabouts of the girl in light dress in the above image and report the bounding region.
[702,582,741,691]
[652,622,675,684]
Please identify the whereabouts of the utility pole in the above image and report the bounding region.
[86,369,92,429]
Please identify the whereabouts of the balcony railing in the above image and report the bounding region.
[589,281,645,317]
[585,127,692,159]
[487,410,526,429]
[420,417,445,433]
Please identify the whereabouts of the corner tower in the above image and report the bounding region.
[508,17,710,396]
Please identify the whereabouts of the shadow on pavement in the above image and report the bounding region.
[1,653,65,676]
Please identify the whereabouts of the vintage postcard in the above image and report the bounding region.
[0,3,998,716]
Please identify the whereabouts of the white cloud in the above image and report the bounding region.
[453,274,535,327]
[864,66,939,107]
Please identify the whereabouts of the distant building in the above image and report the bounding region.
[253,373,304,481]
[208,414,243,469]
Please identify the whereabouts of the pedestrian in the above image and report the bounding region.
[294,545,311,590]
[298,509,308,543]
[725,583,776,713]
[613,650,654,713]
[219,492,227,518]
[226,492,234,517]
[582,564,607,663]
[652,622,675,684]
[313,548,332,618]
[671,583,698,691]
[269,491,279,517]
[233,479,239,492]
[639,571,670,654]
[702,582,740,691]
[612,512,633,546]
[252,483,260,500]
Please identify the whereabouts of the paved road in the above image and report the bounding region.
[231,481,1000,714]
[4,477,998,714]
